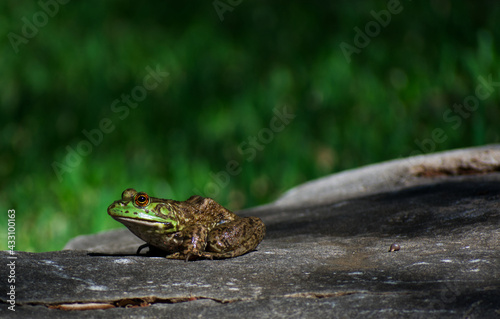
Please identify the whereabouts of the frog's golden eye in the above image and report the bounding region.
[134,193,150,207]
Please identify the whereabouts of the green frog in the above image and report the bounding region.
[107,188,266,261]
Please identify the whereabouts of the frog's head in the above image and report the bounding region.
[107,188,179,233]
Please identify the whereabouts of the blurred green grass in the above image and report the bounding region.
[1,1,499,252]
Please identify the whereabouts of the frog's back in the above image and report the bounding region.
[183,196,238,227]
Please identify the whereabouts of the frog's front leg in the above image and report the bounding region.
[206,216,266,259]
[166,225,213,261]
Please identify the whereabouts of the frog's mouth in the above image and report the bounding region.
[112,216,174,230]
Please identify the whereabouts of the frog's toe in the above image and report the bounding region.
[168,252,215,261]
[186,252,214,261]
[198,252,214,260]
[166,252,184,259]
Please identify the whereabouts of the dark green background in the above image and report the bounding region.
[2,1,499,252]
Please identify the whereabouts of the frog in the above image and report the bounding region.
[107,188,266,261]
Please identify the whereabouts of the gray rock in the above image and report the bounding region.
[272,144,500,208]
[63,229,144,254]
[2,146,500,318]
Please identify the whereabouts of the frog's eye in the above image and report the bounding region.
[134,192,150,207]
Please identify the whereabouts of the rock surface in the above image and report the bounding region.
[2,146,500,318]
[274,144,500,208]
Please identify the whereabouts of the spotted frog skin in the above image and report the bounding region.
[107,188,266,261]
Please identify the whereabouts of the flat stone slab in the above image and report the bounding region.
[2,146,500,318]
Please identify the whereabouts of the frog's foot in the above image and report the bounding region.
[166,251,214,262]
[165,252,185,260]
[164,225,211,261]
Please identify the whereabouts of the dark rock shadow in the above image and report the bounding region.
[264,180,500,239]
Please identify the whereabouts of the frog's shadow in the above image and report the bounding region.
[88,245,168,258]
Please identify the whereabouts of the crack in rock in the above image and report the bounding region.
[20,296,244,311]
[12,292,375,311]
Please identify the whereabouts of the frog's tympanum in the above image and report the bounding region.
[108,188,266,261]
